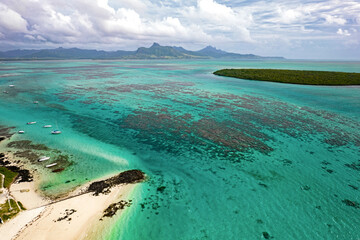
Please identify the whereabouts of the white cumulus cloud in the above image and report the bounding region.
[323,14,346,25]
[337,28,351,36]
[0,3,28,33]
[0,0,359,59]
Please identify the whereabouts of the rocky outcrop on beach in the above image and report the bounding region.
[100,200,132,220]
[87,169,145,196]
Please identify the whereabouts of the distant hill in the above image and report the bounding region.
[0,43,284,60]
[198,46,258,59]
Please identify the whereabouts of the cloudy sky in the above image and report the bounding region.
[0,0,359,59]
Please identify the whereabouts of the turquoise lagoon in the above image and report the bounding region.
[0,60,359,239]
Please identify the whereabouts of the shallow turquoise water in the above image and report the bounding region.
[0,60,360,239]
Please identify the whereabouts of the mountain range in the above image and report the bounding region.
[0,43,284,60]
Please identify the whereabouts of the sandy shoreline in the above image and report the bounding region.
[0,151,141,240]
[14,184,136,240]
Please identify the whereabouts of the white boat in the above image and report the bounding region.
[51,130,61,134]
[45,163,57,168]
[3,91,8,94]
[18,130,25,134]
[43,125,52,128]
[38,156,50,162]
[9,85,15,88]
[33,101,39,104]
[27,121,36,125]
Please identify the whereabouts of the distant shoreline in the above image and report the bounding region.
[214,68,360,86]
[0,43,284,61]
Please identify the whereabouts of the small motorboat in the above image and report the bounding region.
[3,91,8,94]
[43,125,52,128]
[38,156,50,162]
[52,168,65,173]
[51,130,61,134]
[33,101,39,104]
[27,121,36,125]
[9,85,15,88]
[46,163,57,168]
[18,130,25,134]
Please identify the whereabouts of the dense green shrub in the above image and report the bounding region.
[213,69,360,85]
[0,167,18,189]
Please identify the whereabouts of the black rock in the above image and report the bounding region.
[4,165,33,182]
[348,185,358,190]
[262,232,271,239]
[87,169,145,195]
[101,200,131,219]
[259,182,268,188]
[342,199,360,209]
[345,161,360,171]
[157,186,166,193]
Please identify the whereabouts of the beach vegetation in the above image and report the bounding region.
[213,69,360,85]
[0,199,20,222]
[0,167,18,189]
[17,201,26,210]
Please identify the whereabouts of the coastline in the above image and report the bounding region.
[0,151,142,240]
[0,131,144,240]
[11,184,137,240]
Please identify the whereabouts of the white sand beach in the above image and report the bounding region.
[0,149,141,240]
[0,178,136,240]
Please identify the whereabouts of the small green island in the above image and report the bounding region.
[213,69,360,85]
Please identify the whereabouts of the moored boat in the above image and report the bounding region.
[18,130,25,134]
[43,125,52,128]
[52,168,65,173]
[51,130,61,134]
[38,156,50,162]
[27,121,36,125]
[33,101,39,104]
[45,163,57,168]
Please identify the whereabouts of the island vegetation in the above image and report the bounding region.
[213,69,360,85]
[0,166,18,189]
[0,199,21,222]
[0,166,22,223]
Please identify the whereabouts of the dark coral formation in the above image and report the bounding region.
[0,126,15,139]
[7,140,50,151]
[348,185,358,190]
[342,199,360,209]
[53,155,73,169]
[87,170,145,195]
[14,150,40,163]
[121,110,273,156]
[262,231,273,239]
[301,185,311,191]
[345,161,360,171]
[0,129,33,183]
[6,140,73,172]
[157,186,166,193]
